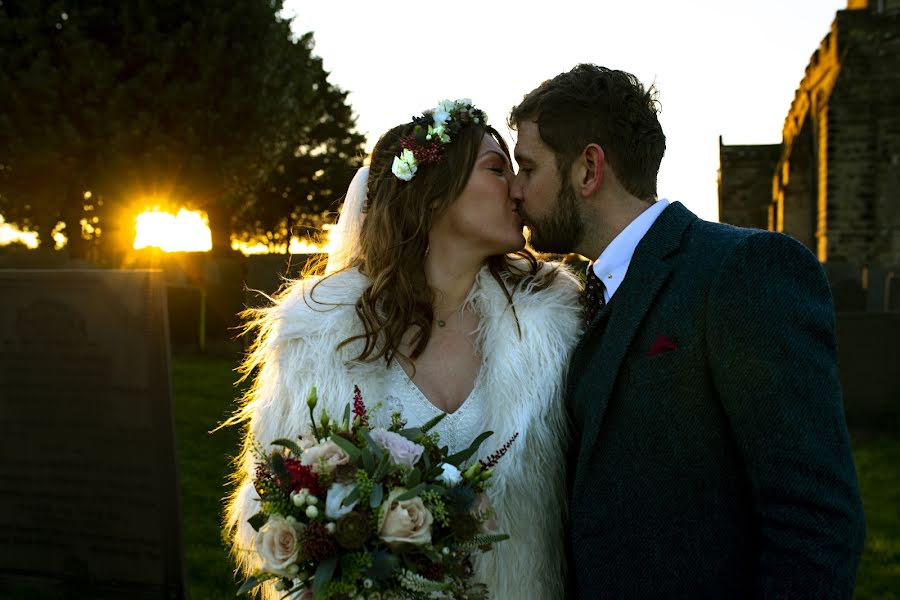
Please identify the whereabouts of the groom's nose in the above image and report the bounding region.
[509,173,524,203]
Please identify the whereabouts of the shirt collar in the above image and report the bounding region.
[590,199,670,300]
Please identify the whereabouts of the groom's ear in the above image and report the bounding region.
[575,144,605,197]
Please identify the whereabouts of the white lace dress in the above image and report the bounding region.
[383,360,485,454]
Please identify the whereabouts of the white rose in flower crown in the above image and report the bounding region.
[255,514,304,577]
[369,428,424,468]
[436,99,456,115]
[300,438,351,474]
[378,488,433,547]
[325,481,359,520]
[431,107,451,127]
[391,148,417,181]
[437,463,462,486]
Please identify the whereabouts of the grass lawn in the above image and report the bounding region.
[172,355,245,599]
[853,434,900,599]
[172,355,899,599]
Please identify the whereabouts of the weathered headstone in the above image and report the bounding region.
[0,270,187,599]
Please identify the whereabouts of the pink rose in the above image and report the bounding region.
[254,514,304,577]
[369,429,424,468]
[378,488,433,546]
[300,438,351,474]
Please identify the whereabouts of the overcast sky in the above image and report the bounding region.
[282,0,847,221]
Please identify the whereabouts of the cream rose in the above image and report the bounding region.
[378,488,433,546]
[300,438,351,474]
[255,514,304,577]
[369,429,424,468]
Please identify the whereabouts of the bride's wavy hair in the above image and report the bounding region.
[331,120,543,366]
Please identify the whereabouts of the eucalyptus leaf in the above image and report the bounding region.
[361,430,384,461]
[343,403,352,431]
[236,576,259,596]
[396,483,426,501]
[367,550,400,580]
[237,572,275,596]
[247,512,268,532]
[270,438,303,457]
[370,482,384,508]
[329,435,362,462]
[372,453,391,481]
[361,447,374,472]
[270,451,288,478]
[405,467,422,488]
[312,556,338,600]
[445,431,493,465]
[398,427,424,442]
[342,486,361,508]
[419,412,447,433]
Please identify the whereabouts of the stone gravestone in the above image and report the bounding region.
[0,270,187,599]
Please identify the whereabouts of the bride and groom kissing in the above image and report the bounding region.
[225,64,866,598]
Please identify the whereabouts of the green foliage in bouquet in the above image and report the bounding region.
[238,385,514,600]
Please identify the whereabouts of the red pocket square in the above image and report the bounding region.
[648,334,677,356]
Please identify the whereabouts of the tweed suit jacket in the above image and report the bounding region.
[566,202,865,599]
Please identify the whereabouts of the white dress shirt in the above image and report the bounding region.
[591,199,670,303]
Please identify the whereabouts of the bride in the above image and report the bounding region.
[225,99,582,599]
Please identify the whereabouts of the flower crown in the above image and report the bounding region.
[391,99,488,181]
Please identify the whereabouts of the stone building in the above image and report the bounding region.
[718,0,900,271]
[718,0,900,428]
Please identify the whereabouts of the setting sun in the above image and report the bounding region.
[134,209,213,252]
[133,208,328,254]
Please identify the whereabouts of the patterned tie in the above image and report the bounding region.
[582,267,607,324]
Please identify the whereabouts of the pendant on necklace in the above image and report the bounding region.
[437,320,446,328]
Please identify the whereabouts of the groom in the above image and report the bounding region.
[509,64,866,598]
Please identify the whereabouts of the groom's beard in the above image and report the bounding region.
[525,182,584,255]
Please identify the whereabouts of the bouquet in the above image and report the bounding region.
[238,386,517,599]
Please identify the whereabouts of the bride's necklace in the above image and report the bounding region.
[435,302,465,328]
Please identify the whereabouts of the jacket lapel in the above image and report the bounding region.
[565,305,612,409]
[571,202,697,472]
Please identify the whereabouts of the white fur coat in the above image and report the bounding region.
[225,262,582,599]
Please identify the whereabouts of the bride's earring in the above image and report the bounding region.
[425,244,430,257]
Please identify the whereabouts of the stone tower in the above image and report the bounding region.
[718,0,900,270]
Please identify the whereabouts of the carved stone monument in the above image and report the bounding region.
[0,270,187,599]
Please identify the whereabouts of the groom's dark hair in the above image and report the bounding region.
[509,64,666,201]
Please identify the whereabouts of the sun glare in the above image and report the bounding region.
[135,208,328,254]
[0,216,39,248]
[134,209,213,252]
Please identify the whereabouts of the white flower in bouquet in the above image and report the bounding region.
[472,493,499,533]
[391,149,417,181]
[325,481,359,520]
[255,514,305,577]
[436,463,462,486]
[300,438,351,474]
[378,489,434,547]
[369,428,425,468]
